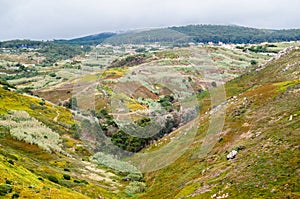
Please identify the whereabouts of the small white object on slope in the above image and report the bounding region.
[227,150,238,160]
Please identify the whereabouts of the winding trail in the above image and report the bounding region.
[53,109,60,122]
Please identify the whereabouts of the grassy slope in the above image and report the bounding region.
[140,48,300,198]
[0,88,126,198]
[0,87,74,132]
[0,45,298,198]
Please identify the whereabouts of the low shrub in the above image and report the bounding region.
[7,160,14,165]
[125,181,146,194]
[91,152,141,174]
[63,174,71,180]
[73,179,80,183]
[48,176,59,183]
[12,193,19,198]
[0,184,12,196]
[122,173,145,182]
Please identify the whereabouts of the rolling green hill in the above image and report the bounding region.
[0,39,299,198]
[138,47,300,198]
[54,32,116,45]
[4,25,298,47]
[0,87,134,198]
[101,25,300,45]
[170,24,300,44]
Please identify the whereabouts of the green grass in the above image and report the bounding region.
[137,48,300,198]
[1,43,299,198]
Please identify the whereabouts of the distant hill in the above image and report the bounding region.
[1,25,300,46]
[54,32,116,45]
[102,28,190,45]
[170,24,300,44]
[101,25,300,45]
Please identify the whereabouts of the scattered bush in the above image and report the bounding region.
[12,193,19,198]
[158,94,174,111]
[63,168,70,172]
[63,174,71,180]
[49,73,56,77]
[211,81,217,87]
[111,130,146,152]
[235,145,246,151]
[100,109,108,117]
[7,160,14,165]
[48,176,59,184]
[136,117,151,127]
[91,152,141,174]
[100,124,108,131]
[125,181,146,194]
[2,85,9,91]
[63,97,78,110]
[122,173,145,182]
[3,152,18,161]
[0,184,12,196]
[70,123,81,139]
[73,179,81,183]
[250,60,258,65]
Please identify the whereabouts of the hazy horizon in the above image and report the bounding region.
[1,0,300,41]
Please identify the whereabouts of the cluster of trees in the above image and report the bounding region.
[69,106,180,153]
[103,28,189,45]
[54,32,116,45]
[170,25,300,44]
[0,40,46,49]
[63,94,184,153]
[110,54,148,68]
[56,25,300,46]
[3,64,38,81]
[63,97,78,110]
[38,43,91,64]
[0,40,91,64]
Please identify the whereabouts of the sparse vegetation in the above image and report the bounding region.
[48,175,59,183]
[91,152,141,174]
[126,181,146,194]
[0,184,12,196]
[63,174,71,180]
[0,30,299,199]
[0,111,63,153]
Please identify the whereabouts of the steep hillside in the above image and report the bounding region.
[0,88,133,198]
[138,47,300,198]
[0,44,299,198]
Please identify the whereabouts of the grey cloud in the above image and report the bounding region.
[0,0,299,40]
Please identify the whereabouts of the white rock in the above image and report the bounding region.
[227,150,238,160]
[256,132,262,137]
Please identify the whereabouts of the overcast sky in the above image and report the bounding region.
[1,0,299,41]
